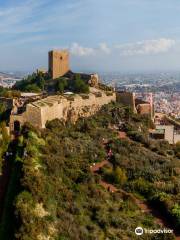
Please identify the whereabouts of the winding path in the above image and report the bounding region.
[90,137,180,239]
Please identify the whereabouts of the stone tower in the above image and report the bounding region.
[48,50,70,79]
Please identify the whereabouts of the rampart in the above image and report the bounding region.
[10,88,116,131]
[116,92,136,113]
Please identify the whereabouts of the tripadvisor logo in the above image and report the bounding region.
[135,227,144,236]
[135,227,173,236]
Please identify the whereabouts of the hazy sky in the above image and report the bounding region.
[0,0,180,72]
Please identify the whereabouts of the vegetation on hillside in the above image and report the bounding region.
[13,72,49,93]
[0,97,11,172]
[14,72,90,94]
[0,122,10,172]
[1,102,179,239]
[0,86,21,98]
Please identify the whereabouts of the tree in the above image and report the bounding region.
[172,204,180,225]
[114,167,127,186]
[0,122,9,144]
[56,78,68,93]
[38,77,45,90]
[73,74,89,93]
[0,103,6,115]
[24,84,41,93]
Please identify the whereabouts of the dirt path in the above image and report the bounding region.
[135,198,180,239]
[90,160,109,172]
[90,158,180,239]
[99,180,118,193]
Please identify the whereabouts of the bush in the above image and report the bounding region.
[56,78,68,93]
[171,204,180,226]
[6,101,180,239]
[113,167,127,186]
[72,74,89,94]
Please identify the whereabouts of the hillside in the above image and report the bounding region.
[13,71,91,94]
[0,102,179,239]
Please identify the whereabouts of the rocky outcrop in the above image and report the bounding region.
[67,104,101,123]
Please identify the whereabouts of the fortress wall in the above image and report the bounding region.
[40,99,69,128]
[174,134,180,144]
[26,105,43,128]
[10,91,116,130]
[116,92,136,112]
[65,92,116,123]
[24,92,116,129]
[70,91,115,106]
[73,92,116,108]
[10,105,42,132]
[9,112,27,131]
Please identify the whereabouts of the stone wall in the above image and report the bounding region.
[174,133,180,144]
[26,104,43,128]
[48,50,70,79]
[40,98,68,128]
[136,103,152,115]
[116,92,136,112]
[10,89,116,131]
[9,113,26,131]
[156,125,174,144]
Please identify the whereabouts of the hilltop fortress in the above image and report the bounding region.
[9,50,116,132]
[3,49,154,133]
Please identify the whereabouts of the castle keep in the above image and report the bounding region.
[49,50,70,79]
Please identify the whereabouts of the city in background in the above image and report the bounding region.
[1,71,179,119]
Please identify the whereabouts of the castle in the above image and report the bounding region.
[6,50,154,133]
[9,50,115,132]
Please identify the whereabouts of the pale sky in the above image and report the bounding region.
[0,0,180,72]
